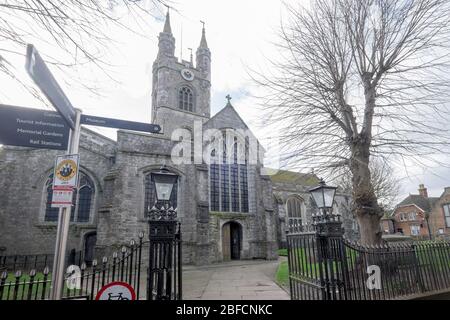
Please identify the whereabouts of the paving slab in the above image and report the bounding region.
[182,259,290,300]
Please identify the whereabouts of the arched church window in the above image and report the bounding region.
[144,171,178,216]
[286,196,304,233]
[44,172,95,223]
[178,86,194,112]
[209,133,249,213]
[210,150,220,211]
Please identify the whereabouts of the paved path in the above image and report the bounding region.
[182,259,290,300]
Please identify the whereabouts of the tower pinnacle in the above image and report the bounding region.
[199,20,208,48]
[157,8,175,58]
[163,8,172,34]
[196,20,211,75]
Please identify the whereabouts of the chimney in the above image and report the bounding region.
[418,184,428,198]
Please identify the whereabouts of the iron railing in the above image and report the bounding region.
[287,226,450,300]
[0,236,145,300]
[0,250,84,272]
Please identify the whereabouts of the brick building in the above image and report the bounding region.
[385,184,450,239]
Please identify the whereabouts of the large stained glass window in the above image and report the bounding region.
[210,150,220,211]
[209,136,249,213]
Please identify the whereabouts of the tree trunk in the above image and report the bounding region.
[350,138,383,245]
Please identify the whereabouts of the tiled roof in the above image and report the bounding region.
[266,168,320,186]
[396,194,439,212]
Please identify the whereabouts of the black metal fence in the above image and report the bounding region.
[0,236,145,300]
[0,251,84,272]
[287,224,450,300]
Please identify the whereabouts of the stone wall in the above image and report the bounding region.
[271,179,359,248]
[0,128,116,255]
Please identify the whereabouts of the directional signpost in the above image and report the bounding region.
[81,114,161,133]
[0,103,161,150]
[0,44,164,299]
[26,44,76,130]
[0,104,70,150]
[26,44,81,301]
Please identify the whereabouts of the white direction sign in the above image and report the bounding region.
[95,281,136,300]
[53,154,80,189]
[51,189,73,208]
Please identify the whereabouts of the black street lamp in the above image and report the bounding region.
[147,167,181,300]
[309,179,341,235]
[148,169,178,221]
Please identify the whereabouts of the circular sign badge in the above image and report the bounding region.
[55,159,77,181]
[95,281,136,300]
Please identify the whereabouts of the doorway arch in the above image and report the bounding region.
[83,232,97,266]
[222,221,242,261]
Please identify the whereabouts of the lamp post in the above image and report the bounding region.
[309,179,341,236]
[309,179,345,300]
[147,168,180,300]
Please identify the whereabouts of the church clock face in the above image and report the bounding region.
[181,68,194,81]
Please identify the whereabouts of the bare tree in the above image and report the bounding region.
[335,158,400,212]
[0,0,170,102]
[254,0,450,244]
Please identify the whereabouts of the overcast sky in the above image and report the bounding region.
[1,0,449,201]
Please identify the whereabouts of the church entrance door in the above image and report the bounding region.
[84,232,97,266]
[222,222,241,261]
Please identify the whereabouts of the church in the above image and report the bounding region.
[0,12,358,265]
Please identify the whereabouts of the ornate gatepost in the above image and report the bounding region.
[146,169,182,300]
[310,179,346,300]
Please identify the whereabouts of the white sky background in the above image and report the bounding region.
[0,0,449,201]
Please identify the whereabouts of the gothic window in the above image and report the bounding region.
[209,135,249,213]
[144,172,178,216]
[230,143,240,212]
[286,196,304,233]
[44,172,95,223]
[444,204,450,228]
[178,86,194,112]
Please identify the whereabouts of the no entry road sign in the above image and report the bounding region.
[0,104,69,150]
[26,44,76,130]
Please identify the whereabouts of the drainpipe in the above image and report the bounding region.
[425,213,432,240]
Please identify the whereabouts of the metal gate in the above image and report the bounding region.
[147,221,182,300]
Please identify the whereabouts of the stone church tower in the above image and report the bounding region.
[151,11,211,137]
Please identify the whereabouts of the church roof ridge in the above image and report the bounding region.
[266,168,320,185]
[206,95,249,130]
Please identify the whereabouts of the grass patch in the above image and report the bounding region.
[1,272,84,300]
[1,272,51,300]
[276,261,289,288]
[278,249,288,256]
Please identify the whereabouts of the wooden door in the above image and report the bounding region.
[230,224,241,260]
[222,223,231,261]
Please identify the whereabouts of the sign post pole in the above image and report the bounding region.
[50,108,82,300]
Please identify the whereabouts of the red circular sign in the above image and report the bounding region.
[95,281,136,300]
